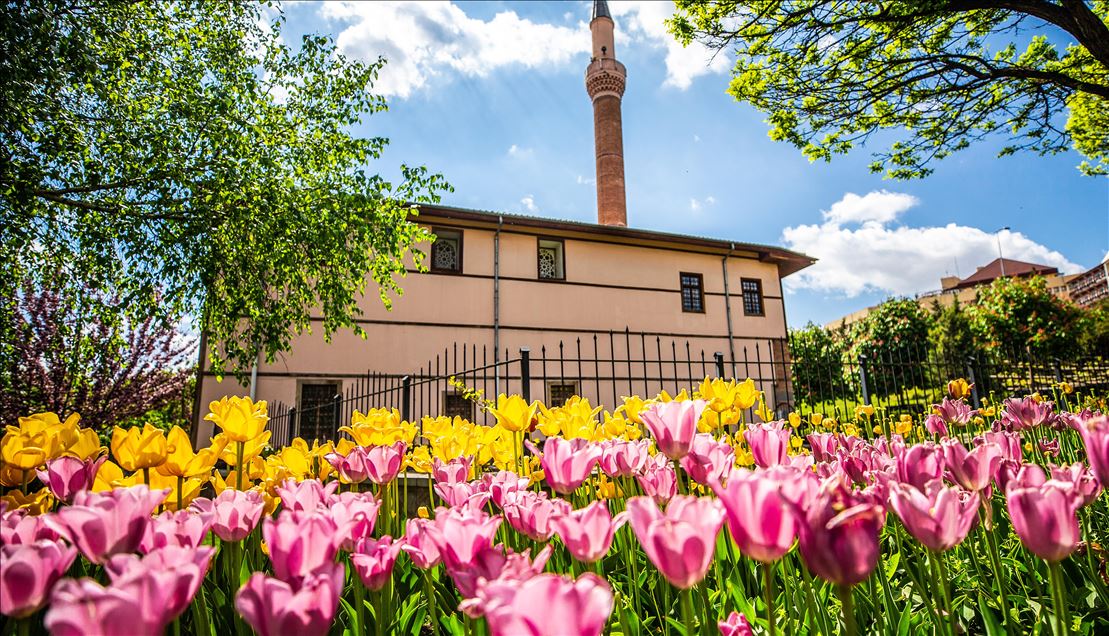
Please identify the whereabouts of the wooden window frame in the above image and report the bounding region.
[679,272,705,314]
[429,226,464,275]
[741,277,765,316]
[536,237,566,281]
[546,380,579,405]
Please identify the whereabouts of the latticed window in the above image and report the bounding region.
[538,238,564,279]
[431,228,462,273]
[443,393,473,420]
[548,382,578,406]
[741,278,764,316]
[680,272,704,313]
[298,382,339,442]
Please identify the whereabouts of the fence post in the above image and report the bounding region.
[966,357,981,409]
[857,354,871,406]
[401,375,412,422]
[289,407,299,441]
[713,352,725,379]
[520,348,531,402]
[1052,358,1063,384]
[332,393,342,437]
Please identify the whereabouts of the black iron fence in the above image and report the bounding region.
[265,329,1109,448]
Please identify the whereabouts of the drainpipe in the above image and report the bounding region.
[493,215,502,392]
[721,244,737,377]
[248,350,259,401]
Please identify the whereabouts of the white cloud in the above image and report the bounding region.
[705,195,716,205]
[318,2,589,98]
[507,144,535,159]
[690,198,701,211]
[689,195,716,211]
[576,174,595,185]
[520,194,538,212]
[782,191,1082,297]
[693,134,701,142]
[316,1,729,99]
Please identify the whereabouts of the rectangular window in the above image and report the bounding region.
[443,393,473,421]
[547,381,579,406]
[298,382,340,442]
[741,278,764,316]
[680,272,704,313]
[430,227,462,273]
[537,238,565,280]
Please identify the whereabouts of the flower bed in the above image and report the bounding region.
[2,379,1108,635]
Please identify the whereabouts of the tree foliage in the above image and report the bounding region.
[669,1,1109,177]
[0,278,195,433]
[0,1,450,378]
[788,321,847,402]
[847,297,933,393]
[967,275,1087,356]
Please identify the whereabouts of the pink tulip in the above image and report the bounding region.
[433,456,473,484]
[711,468,797,563]
[975,430,1023,462]
[46,485,167,563]
[0,539,77,617]
[537,437,601,495]
[1001,397,1055,430]
[365,441,407,485]
[140,507,214,552]
[1049,462,1102,507]
[933,398,975,426]
[451,543,552,603]
[599,440,650,477]
[483,573,613,636]
[351,535,402,591]
[479,471,531,508]
[45,577,161,636]
[942,439,1002,491]
[1079,415,1109,488]
[235,561,344,636]
[888,481,978,552]
[273,478,338,515]
[891,442,945,490]
[424,505,502,569]
[718,611,755,636]
[329,491,381,551]
[435,480,490,509]
[191,489,265,542]
[680,433,735,485]
[636,458,678,504]
[552,501,626,563]
[626,495,725,589]
[924,414,949,437]
[641,400,707,460]
[807,433,842,463]
[745,422,792,468]
[794,479,884,586]
[1,508,59,545]
[105,545,214,626]
[502,490,571,542]
[324,446,372,484]
[1006,481,1081,562]
[37,455,107,504]
[401,517,442,569]
[263,510,340,586]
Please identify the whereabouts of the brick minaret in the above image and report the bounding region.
[585,0,627,227]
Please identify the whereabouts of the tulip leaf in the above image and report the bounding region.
[977,593,1005,636]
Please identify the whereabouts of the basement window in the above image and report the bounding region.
[680,272,704,313]
[538,238,565,280]
[547,381,579,406]
[430,228,462,273]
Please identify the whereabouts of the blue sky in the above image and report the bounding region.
[280,1,1108,327]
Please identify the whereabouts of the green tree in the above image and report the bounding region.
[847,298,933,394]
[0,2,449,378]
[788,322,847,403]
[967,275,1086,356]
[669,1,1109,177]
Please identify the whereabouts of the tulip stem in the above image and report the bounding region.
[1047,560,1070,636]
[835,584,858,636]
[979,505,1012,633]
[235,441,245,490]
[423,569,441,636]
[177,475,184,510]
[679,586,696,636]
[764,562,777,636]
[931,550,956,636]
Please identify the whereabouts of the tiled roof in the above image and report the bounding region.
[954,258,1059,289]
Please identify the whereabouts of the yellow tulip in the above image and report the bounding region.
[407,446,432,473]
[205,396,269,443]
[490,394,538,433]
[754,399,775,423]
[64,428,105,461]
[117,468,203,511]
[854,405,875,420]
[618,396,647,424]
[734,379,760,410]
[787,412,802,429]
[93,460,125,492]
[217,431,271,466]
[158,427,225,478]
[894,420,913,436]
[111,424,169,472]
[1,412,80,470]
[947,378,972,400]
[698,409,722,433]
[1,487,54,515]
[417,506,430,519]
[810,413,824,428]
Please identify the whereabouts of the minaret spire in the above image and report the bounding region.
[586,0,627,227]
